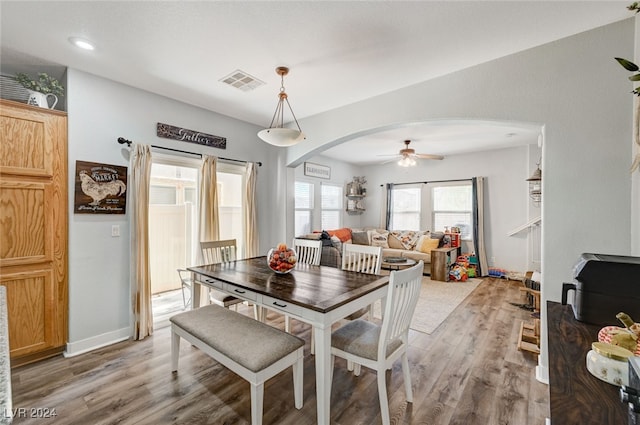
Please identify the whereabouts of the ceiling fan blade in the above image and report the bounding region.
[415,153,444,160]
[376,153,400,157]
[380,158,399,164]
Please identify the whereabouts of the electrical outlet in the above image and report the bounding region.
[111,225,120,237]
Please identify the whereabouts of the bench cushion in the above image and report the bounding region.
[170,305,304,373]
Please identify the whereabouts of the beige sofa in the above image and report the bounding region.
[308,228,445,275]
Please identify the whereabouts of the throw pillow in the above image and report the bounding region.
[370,231,390,248]
[431,231,445,247]
[387,233,404,249]
[417,235,440,253]
[303,233,322,240]
[351,231,370,245]
[391,230,423,250]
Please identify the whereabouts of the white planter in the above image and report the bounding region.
[27,89,58,109]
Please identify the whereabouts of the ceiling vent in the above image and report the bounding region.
[220,70,264,92]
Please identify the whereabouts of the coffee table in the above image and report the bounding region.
[381,257,417,271]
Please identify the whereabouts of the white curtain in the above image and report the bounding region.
[130,144,153,340]
[244,162,259,258]
[472,176,489,276]
[198,155,220,248]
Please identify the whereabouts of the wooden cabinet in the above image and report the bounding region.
[0,99,68,367]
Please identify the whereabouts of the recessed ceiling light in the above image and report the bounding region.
[68,37,95,51]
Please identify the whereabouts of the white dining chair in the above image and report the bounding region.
[341,243,383,275]
[284,238,323,332]
[330,261,423,425]
[198,239,245,310]
[292,238,322,266]
[310,243,383,356]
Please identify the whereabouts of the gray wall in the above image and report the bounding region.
[65,69,283,354]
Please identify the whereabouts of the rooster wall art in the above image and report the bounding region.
[79,170,126,206]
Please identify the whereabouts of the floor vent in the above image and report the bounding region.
[219,70,264,92]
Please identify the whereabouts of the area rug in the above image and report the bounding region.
[374,276,481,334]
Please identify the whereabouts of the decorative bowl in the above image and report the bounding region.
[598,326,640,355]
[267,244,297,274]
[586,341,633,386]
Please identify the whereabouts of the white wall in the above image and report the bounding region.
[292,146,538,274]
[293,155,366,232]
[287,19,636,380]
[361,145,535,273]
[66,69,282,353]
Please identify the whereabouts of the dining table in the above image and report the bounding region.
[188,256,390,425]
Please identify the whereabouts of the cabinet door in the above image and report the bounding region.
[0,100,67,365]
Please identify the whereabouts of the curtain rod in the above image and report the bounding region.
[380,178,472,187]
[117,137,262,167]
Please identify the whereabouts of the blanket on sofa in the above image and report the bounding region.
[390,230,424,250]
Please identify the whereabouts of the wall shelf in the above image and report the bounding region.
[346,176,366,214]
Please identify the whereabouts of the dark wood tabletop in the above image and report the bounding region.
[188,256,389,313]
[547,301,627,424]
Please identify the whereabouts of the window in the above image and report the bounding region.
[321,183,342,230]
[217,164,245,256]
[148,160,199,296]
[432,184,473,240]
[149,185,177,204]
[390,186,421,230]
[295,181,314,236]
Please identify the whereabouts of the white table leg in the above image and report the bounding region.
[191,277,201,310]
[314,323,332,425]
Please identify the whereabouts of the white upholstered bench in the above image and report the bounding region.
[170,304,305,425]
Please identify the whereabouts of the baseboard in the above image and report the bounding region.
[536,364,549,385]
[64,327,131,357]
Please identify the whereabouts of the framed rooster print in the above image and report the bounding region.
[74,161,128,214]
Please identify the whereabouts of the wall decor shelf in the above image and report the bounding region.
[346,176,366,214]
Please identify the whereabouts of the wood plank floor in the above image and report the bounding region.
[9,278,549,424]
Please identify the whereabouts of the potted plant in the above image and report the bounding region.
[615,2,640,172]
[13,72,64,97]
[12,72,64,109]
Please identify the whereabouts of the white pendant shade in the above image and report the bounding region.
[257,128,306,147]
[258,66,306,147]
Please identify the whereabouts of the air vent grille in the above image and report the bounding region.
[220,70,264,92]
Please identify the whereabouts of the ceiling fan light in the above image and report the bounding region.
[397,156,416,167]
[257,128,305,147]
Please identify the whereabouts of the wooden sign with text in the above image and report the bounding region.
[157,122,226,149]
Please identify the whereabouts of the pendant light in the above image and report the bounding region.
[526,163,542,206]
[257,66,306,147]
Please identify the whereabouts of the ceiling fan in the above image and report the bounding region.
[380,140,444,166]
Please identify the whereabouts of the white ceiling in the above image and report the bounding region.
[0,1,632,164]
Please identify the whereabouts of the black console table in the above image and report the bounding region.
[547,301,627,424]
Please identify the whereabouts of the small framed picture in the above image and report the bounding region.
[304,162,330,179]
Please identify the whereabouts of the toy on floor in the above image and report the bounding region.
[449,263,468,281]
